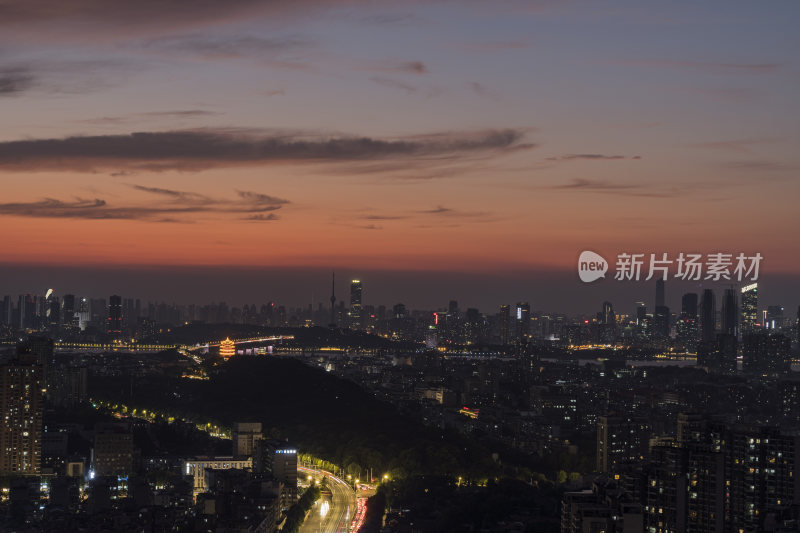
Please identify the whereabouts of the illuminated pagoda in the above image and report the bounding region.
[220,338,236,360]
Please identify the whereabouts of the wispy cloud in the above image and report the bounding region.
[722,160,791,172]
[0,68,35,95]
[418,205,495,219]
[360,214,409,221]
[77,109,221,125]
[688,137,783,153]
[144,34,310,61]
[452,39,529,53]
[242,213,280,222]
[628,59,782,74]
[0,1,343,42]
[0,127,528,173]
[0,187,290,223]
[470,82,500,101]
[369,76,418,94]
[546,154,641,162]
[366,60,428,75]
[546,178,678,198]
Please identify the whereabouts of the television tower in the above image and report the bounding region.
[329,272,337,328]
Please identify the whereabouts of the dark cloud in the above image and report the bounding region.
[139,110,220,118]
[0,197,194,220]
[547,178,679,198]
[144,34,309,61]
[0,1,338,41]
[77,110,221,126]
[0,68,35,95]
[0,187,290,222]
[367,60,428,75]
[360,13,421,26]
[235,190,290,209]
[131,185,289,212]
[360,214,409,221]
[418,205,494,219]
[453,40,529,53]
[546,154,641,161]
[242,213,280,222]
[0,128,527,172]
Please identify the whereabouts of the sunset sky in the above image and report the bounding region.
[1,0,798,311]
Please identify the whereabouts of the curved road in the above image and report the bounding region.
[298,467,356,533]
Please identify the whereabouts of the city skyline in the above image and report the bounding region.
[2,263,799,315]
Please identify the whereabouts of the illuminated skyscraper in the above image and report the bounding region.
[766,305,784,331]
[677,293,698,349]
[349,279,362,330]
[0,356,43,476]
[740,283,757,334]
[273,447,298,506]
[515,302,530,343]
[107,295,122,337]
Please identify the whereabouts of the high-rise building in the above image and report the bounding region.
[655,277,665,308]
[77,297,89,331]
[697,333,737,375]
[515,302,530,343]
[273,447,298,507]
[0,356,43,476]
[349,279,362,330]
[720,288,737,338]
[61,294,77,331]
[499,305,510,346]
[635,302,648,337]
[700,289,716,343]
[107,295,122,337]
[562,481,643,533]
[92,423,133,476]
[740,283,757,334]
[653,305,670,339]
[1,295,11,326]
[645,442,725,533]
[766,305,784,331]
[328,273,336,328]
[677,293,698,350]
[596,415,652,475]
[232,422,263,458]
[725,426,800,532]
[742,331,791,376]
[601,301,615,326]
[122,298,136,334]
[796,306,800,344]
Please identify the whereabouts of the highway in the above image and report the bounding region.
[298,467,356,533]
